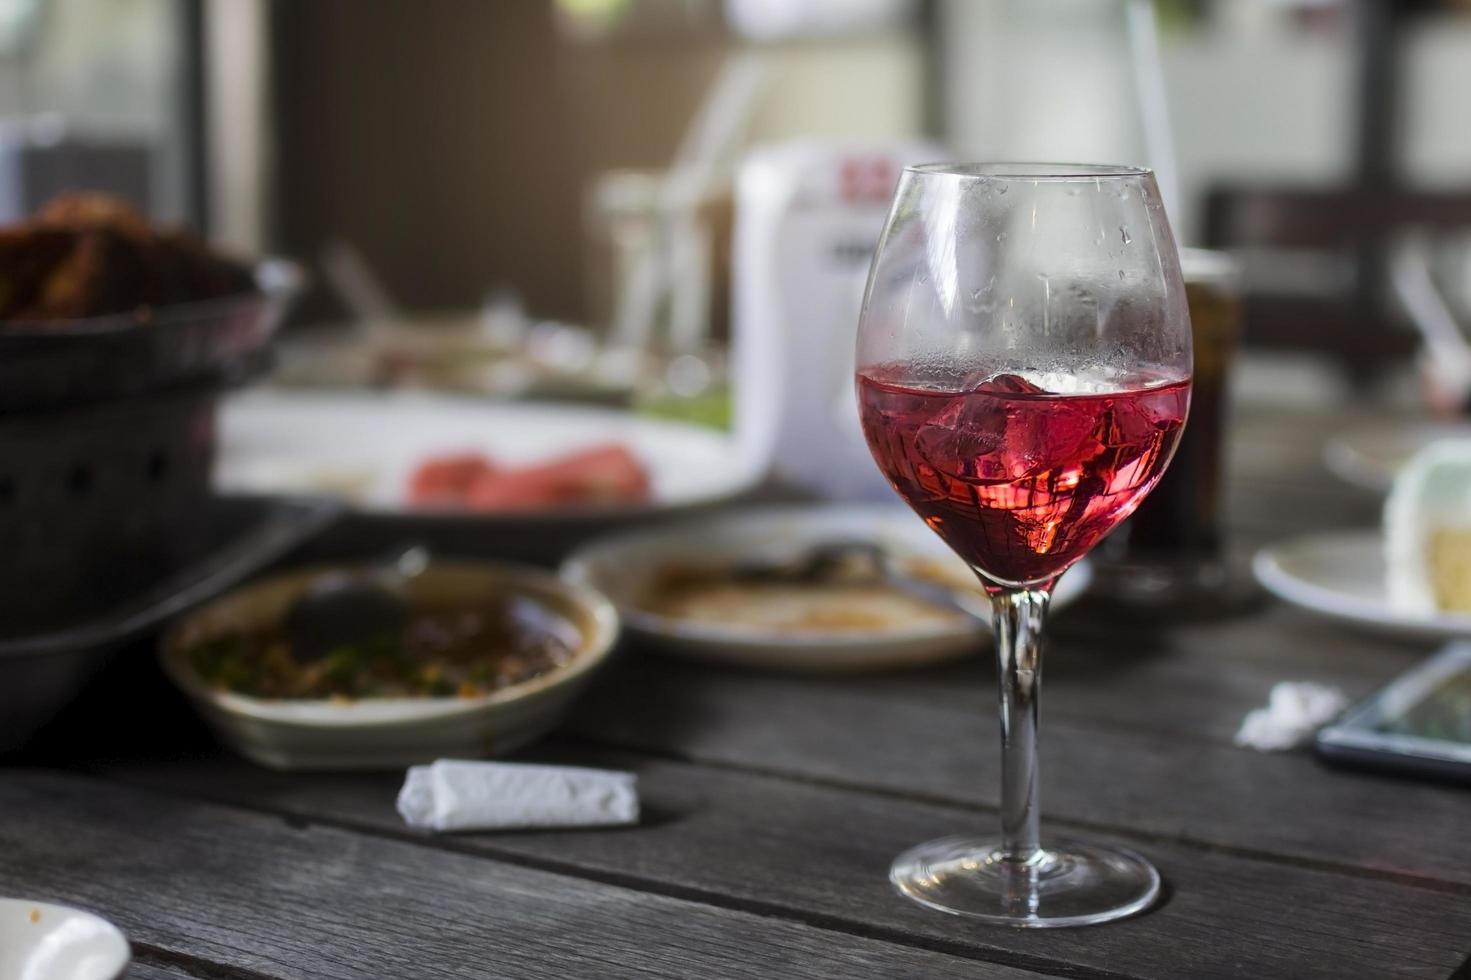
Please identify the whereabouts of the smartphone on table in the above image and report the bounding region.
[1316,642,1471,784]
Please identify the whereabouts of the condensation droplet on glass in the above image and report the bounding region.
[995,231,1008,243]
[1119,226,1133,245]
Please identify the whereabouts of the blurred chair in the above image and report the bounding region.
[1203,185,1471,385]
[1202,1,1471,387]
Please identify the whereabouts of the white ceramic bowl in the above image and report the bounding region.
[562,504,1092,672]
[0,899,129,980]
[161,562,619,770]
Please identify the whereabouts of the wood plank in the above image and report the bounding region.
[92,749,1471,980]
[556,653,1471,890]
[126,962,234,980]
[808,601,1428,745]
[0,769,1047,980]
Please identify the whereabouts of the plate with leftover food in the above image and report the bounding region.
[214,390,756,522]
[161,559,619,769]
[1252,529,1471,640]
[0,898,130,980]
[1259,440,1471,639]
[1265,435,1471,638]
[561,505,1093,672]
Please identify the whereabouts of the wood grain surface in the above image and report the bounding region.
[4,407,1467,980]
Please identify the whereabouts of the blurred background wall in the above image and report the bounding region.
[265,0,926,322]
[268,1,584,321]
[1,0,1469,384]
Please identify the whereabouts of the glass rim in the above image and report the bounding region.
[905,162,1153,180]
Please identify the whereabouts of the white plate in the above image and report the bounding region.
[1253,528,1471,640]
[1323,420,1471,492]
[562,505,1092,672]
[215,390,758,521]
[0,899,129,980]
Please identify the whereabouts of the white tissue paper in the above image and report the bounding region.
[1234,682,1348,752]
[397,760,639,832]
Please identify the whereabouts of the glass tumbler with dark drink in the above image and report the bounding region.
[855,163,1192,926]
[1098,248,1242,606]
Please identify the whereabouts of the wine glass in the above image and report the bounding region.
[855,163,1191,927]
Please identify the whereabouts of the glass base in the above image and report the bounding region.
[890,836,1161,928]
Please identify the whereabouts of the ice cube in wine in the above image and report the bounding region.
[857,367,1190,589]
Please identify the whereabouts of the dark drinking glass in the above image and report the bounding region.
[1100,249,1241,603]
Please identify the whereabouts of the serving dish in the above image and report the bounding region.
[1323,419,1471,493]
[213,389,761,561]
[161,560,620,770]
[562,504,1093,672]
[216,389,755,517]
[0,899,129,980]
[1253,528,1471,641]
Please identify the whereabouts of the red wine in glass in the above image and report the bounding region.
[858,164,1190,927]
[857,367,1190,590]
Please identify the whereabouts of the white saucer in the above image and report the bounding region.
[0,899,129,980]
[1253,529,1471,640]
[1323,420,1471,492]
[562,504,1092,672]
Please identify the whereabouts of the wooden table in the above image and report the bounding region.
[4,407,1469,980]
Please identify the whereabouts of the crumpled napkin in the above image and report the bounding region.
[397,759,640,832]
[1234,682,1348,752]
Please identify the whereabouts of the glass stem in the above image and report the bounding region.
[990,586,1052,862]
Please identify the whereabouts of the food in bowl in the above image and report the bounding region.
[0,192,256,323]
[407,443,650,511]
[161,561,620,769]
[187,593,582,701]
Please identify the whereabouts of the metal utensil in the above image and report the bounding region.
[283,544,429,663]
[731,539,987,621]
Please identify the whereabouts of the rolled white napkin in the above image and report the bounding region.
[1234,682,1348,752]
[397,760,639,832]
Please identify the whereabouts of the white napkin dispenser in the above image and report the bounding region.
[731,140,945,500]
